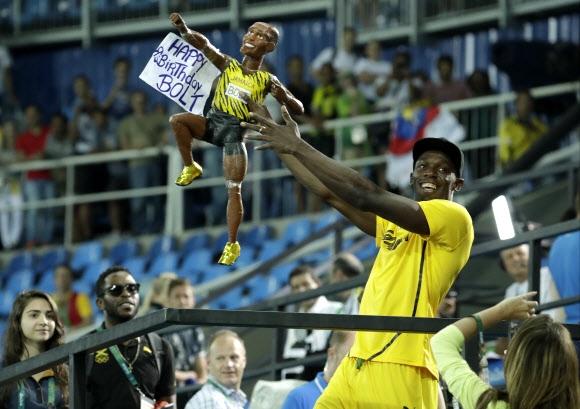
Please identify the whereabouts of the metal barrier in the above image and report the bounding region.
[1,219,578,408]
[0,307,577,408]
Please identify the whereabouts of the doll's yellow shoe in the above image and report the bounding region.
[175,162,203,186]
[218,242,241,266]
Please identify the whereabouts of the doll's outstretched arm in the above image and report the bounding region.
[170,13,228,71]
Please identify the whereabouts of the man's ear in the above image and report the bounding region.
[95,297,104,311]
[453,178,465,191]
[266,42,276,53]
[409,173,414,186]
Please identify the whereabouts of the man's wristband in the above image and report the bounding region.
[471,314,484,334]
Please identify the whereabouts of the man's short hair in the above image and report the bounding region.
[289,265,317,282]
[96,265,132,297]
[437,54,454,66]
[114,56,131,68]
[208,329,245,351]
[332,253,364,278]
[55,263,74,277]
[167,277,193,297]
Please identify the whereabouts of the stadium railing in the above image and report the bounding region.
[2,80,578,248]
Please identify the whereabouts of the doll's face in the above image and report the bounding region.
[240,22,276,58]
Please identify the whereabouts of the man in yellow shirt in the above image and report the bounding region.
[498,90,547,169]
[243,100,474,409]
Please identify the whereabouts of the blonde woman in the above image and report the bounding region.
[431,291,580,408]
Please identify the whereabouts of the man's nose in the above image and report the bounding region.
[423,166,437,176]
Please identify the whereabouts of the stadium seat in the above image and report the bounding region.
[70,241,104,274]
[147,235,177,264]
[72,280,93,296]
[176,264,205,285]
[118,256,147,282]
[246,275,281,303]
[36,269,56,294]
[255,239,288,262]
[0,289,15,317]
[79,258,113,291]
[269,261,299,285]
[313,211,344,232]
[281,217,313,246]
[202,267,230,283]
[180,232,211,258]
[147,251,179,277]
[181,248,214,272]
[4,269,35,294]
[4,251,36,277]
[301,248,332,266]
[109,239,139,265]
[354,239,378,261]
[35,248,68,274]
[231,245,258,269]
[215,286,244,310]
[244,224,274,247]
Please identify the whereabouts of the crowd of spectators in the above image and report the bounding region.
[0,23,566,252]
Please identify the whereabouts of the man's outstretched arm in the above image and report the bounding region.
[243,105,429,235]
[241,94,375,235]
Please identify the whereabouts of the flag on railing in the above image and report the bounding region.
[386,104,465,190]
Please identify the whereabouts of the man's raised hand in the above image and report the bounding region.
[241,94,303,155]
[241,92,272,121]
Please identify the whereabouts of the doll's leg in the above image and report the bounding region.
[218,144,248,265]
[169,112,206,186]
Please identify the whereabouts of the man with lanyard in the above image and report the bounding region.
[281,331,355,409]
[87,266,176,409]
[242,97,474,409]
[184,330,248,409]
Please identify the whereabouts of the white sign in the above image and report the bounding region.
[139,32,220,114]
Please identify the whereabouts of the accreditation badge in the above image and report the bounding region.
[139,394,154,409]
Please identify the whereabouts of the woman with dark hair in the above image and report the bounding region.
[432,291,580,409]
[0,290,69,408]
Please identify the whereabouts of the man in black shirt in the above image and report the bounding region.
[87,266,176,409]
